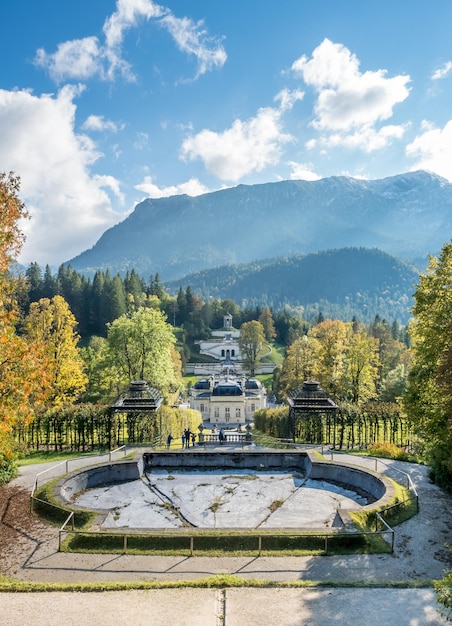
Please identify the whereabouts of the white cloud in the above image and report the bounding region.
[180,93,301,182]
[288,162,321,181]
[431,61,452,81]
[275,88,304,111]
[133,132,149,149]
[159,14,227,78]
[35,37,103,83]
[316,124,406,152]
[34,0,226,83]
[406,120,452,181]
[291,39,410,146]
[0,86,123,266]
[82,115,122,132]
[135,175,209,198]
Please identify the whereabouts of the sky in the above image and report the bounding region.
[1,0,452,268]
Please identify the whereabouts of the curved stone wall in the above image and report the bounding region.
[56,450,394,515]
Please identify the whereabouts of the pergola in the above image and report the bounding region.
[109,380,164,446]
[287,380,338,445]
[111,380,163,413]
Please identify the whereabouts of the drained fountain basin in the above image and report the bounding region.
[57,450,394,531]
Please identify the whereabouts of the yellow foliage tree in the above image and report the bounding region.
[0,173,51,481]
[22,296,88,407]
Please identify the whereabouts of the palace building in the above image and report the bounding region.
[189,373,267,428]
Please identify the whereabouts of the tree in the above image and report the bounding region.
[259,307,277,341]
[277,335,320,399]
[404,242,452,489]
[25,262,43,304]
[0,172,28,273]
[0,173,49,482]
[343,325,380,403]
[238,320,265,376]
[106,307,182,401]
[309,320,348,398]
[22,295,88,407]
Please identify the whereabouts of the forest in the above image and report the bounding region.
[0,173,451,494]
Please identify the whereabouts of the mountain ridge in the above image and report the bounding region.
[67,170,452,280]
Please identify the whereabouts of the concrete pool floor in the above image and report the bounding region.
[72,468,368,530]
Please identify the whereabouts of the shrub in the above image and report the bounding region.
[367,441,409,460]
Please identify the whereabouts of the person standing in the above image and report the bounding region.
[166,434,173,449]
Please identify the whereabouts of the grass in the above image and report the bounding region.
[18,449,107,466]
[350,478,418,531]
[0,574,436,593]
[59,528,391,557]
[33,478,95,529]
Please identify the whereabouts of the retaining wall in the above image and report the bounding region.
[57,450,394,512]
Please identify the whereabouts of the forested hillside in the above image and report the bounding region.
[166,248,418,324]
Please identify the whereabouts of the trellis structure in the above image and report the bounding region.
[109,380,164,445]
[287,380,338,445]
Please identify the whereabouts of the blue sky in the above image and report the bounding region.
[1,0,452,267]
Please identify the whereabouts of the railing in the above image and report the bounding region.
[30,445,129,517]
[326,449,420,521]
[200,433,251,445]
[58,527,395,556]
[31,445,128,495]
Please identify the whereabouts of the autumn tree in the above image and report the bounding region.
[277,335,320,399]
[238,320,265,376]
[0,173,51,482]
[259,307,276,341]
[343,324,380,402]
[22,295,88,407]
[106,307,182,401]
[309,319,348,398]
[404,242,452,489]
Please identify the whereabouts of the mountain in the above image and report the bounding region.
[67,170,452,280]
[165,247,419,324]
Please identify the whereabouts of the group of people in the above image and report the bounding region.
[182,427,196,448]
[166,429,196,449]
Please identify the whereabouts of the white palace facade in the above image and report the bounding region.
[188,314,267,428]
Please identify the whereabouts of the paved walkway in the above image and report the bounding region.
[1,449,450,625]
[0,587,448,626]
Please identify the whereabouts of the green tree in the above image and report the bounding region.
[238,320,265,376]
[404,243,452,489]
[25,262,43,304]
[106,307,182,401]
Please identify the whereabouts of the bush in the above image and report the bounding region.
[0,449,18,486]
[367,441,410,461]
[435,570,452,621]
